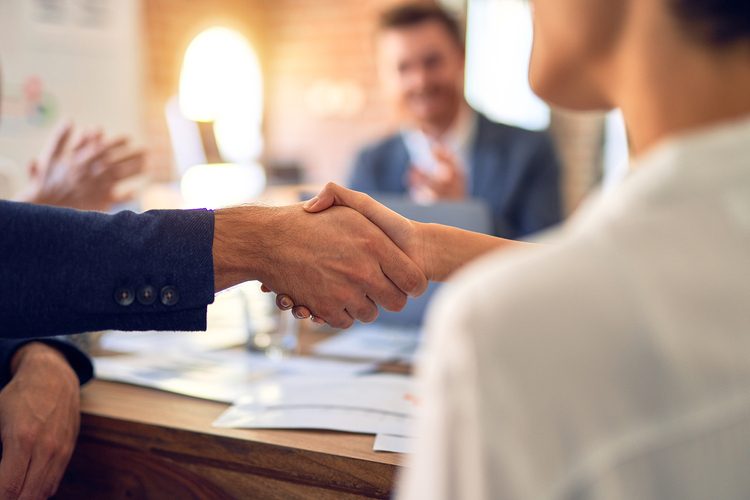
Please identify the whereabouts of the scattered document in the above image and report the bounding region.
[94,350,376,403]
[313,324,422,362]
[213,374,417,437]
[373,434,415,454]
[214,406,411,436]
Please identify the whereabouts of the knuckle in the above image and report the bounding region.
[15,428,36,451]
[2,483,22,498]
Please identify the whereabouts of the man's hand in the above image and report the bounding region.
[0,343,81,499]
[408,144,466,202]
[17,122,145,211]
[212,203,428,329]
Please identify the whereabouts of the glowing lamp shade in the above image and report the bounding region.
[177,27,265,206]
[181,163,266,209]
[179,28,261,122]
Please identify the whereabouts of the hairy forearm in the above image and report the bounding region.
[420,223,531,281]
[212,205,287,293]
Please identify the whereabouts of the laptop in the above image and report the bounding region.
[371,195,494,327]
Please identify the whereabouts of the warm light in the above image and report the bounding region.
[180,163,266,209]
[178,27,262,123]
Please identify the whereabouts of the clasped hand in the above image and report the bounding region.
[260,184,438,326]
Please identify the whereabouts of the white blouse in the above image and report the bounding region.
[399,115,750,500]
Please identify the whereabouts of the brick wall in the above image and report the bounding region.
[141,0,267,180]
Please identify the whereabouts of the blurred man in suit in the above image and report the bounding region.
[349,2,563,239]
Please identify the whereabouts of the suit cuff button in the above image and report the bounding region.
[114,287,135,306]
[160,286,180,306]
[137,285,157,305]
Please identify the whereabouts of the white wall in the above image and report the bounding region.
[0,0,144,196]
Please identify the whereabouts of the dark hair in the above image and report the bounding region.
[671,0,750,45]
[378,2,464,49]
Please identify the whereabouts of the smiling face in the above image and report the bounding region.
[528,0,628,111]
[377,20,466,131]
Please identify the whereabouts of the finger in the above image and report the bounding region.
[431,143,461,176]
[311,316,325,324]
[103,151,146,181]
[35,453,69,500]
[305,183,412,235]
[366,277,408,312]
[46,122,74,163]
[292,305,311,319]
[260,284,271,293]
[18,452,56,500]
[276,294,294,310]
[71,128,93,152]
[408,166,432,188]
[25,422,76,500]
[84,136,130,165]
[330,310,355,330]
[378,242,428,297]
[345,295,379,323]
[0,436,32,499]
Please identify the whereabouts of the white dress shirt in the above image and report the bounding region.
[399,115,750,500]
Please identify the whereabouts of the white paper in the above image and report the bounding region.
[213,406,411,436]
[94,350,377,403]
[373,434,414,454]
[313,324,421,362]
[213,374,418,436]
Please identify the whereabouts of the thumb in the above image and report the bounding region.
[302,182,341,213]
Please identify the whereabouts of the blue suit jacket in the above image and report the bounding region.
[0,201,215,338]
[349,114,563,239]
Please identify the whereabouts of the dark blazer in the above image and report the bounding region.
[349,113,564,239]
[0,201,215,338]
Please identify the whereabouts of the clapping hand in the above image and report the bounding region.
[408,143,466,202]
[18,122,145,211]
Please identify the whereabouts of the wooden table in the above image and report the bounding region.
[56,327,409,499]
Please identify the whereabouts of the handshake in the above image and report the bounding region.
[213,183,452,329]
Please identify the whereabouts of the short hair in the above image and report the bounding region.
[377,2,464,50]
[670,0,750,45]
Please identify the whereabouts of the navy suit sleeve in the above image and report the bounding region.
[0,338,93,388]
[515,133,564,236]
[348,147,380,193]
[0,201,215,338]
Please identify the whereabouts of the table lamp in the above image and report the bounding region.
[177,27,265,208]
